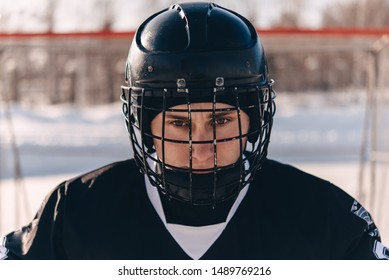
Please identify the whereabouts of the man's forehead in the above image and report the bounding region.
[168,102,235,110]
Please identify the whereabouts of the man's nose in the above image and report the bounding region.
[191,127,215,161]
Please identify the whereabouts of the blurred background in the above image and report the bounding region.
[1,0,389,246]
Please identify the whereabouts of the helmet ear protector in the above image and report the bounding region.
[121,2,276,206]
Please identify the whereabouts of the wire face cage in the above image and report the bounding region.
[121,79,276,206]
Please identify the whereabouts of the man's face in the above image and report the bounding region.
[150,102,250,172]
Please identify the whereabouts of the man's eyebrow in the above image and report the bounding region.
[164,114,188,120]
[165,111,236,120]
[208,111,236,118]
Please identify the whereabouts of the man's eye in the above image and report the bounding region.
[214,118,230,125]
[170,120,188,127]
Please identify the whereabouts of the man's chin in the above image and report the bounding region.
[174,166,214,174]
[192,170,213,174]
[166,163,233,174]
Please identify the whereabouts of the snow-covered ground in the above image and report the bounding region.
[0,92,388,246]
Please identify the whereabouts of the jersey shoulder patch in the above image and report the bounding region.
[0,237,9,260]
[373,240,389,260]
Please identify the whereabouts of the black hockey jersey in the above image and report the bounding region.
[1,159,388,259]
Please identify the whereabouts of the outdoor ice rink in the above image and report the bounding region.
[1,92,388,245]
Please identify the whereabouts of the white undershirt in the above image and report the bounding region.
[144,157,250,259]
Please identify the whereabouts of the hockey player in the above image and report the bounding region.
[1,2,388,260]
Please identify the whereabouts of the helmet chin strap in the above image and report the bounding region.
[157,185,236,226]
[155,163,243,226]
[154,157,250,206]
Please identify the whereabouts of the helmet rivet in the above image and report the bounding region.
[177,78,188,93]
[147,66,154,72]
[177,78,186,88]
[215,77,224,87]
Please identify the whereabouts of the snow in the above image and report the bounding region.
[0,92,388,247]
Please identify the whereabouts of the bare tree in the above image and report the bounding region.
[322,0,389,28]
[322,0,389,92]
[98,0,113,30]
[269,0,305,28]
[45,0,57,32]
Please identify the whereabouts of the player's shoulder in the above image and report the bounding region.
[62,159,143,197]
[261,158,331,186]
[77,158,139,184]
[259,158,351,199]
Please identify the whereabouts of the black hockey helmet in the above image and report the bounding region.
[121,2,276,206]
